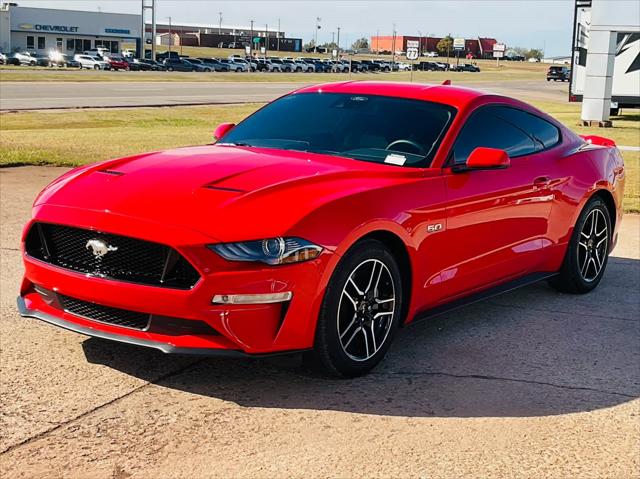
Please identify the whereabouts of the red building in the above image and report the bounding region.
[370,35,496,58]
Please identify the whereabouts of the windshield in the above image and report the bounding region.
[220,92,455,167]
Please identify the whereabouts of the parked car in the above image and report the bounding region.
[359,60,381,72]
[397,62,412,71]
[83,47,109,58]
[219,59,247,72]
[74,54,109,70]
[129,58,165,71]
[163,58,196,72]
[18,82,624,378]
[457,63,480,72]
[155,51,180,62]
[49,52,82,68]
[0,52,6,65]
[547,66,570,82]
[3,52,19,65]
[183,58,213,72]
[14,51,50,66]
[103,55,129,71]
[197,58,230,72]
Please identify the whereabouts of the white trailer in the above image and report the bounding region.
[570,0,640,116]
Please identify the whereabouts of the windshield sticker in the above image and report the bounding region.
[384,154,407,165]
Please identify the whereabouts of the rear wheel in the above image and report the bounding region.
[306,239,403,377]
[549,197,611,294]
[93,64,100,70]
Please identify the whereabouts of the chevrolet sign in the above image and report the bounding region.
[19,23,79,32]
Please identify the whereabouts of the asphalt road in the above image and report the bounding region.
[0,166,638,478]
[0,79,568,110]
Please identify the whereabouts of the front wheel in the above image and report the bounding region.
[306,239,404,377]
[549,197,611,294]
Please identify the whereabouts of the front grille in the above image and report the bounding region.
[25,223,200,289]
[59,294,150,330]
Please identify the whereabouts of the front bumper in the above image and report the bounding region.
[19,207,336,356]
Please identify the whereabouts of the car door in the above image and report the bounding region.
[433,105,556,302]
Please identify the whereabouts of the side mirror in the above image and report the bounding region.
[453,147,510,172]
[213,122,235,141]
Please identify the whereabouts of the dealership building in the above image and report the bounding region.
[0,4,141,54]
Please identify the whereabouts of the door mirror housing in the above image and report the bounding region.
[453,147,510,172]
[213,122,236,141]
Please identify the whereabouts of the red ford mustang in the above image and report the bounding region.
[18,82,625,377]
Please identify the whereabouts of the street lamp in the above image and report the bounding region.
[218,12,222,35]
[167,16,172,56]
[337,27,341,58]
[315,16,321,52]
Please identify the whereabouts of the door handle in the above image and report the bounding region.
[533,176,551,188]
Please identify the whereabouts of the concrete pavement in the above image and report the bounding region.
[0,166,638,478]
[0,79,568,110]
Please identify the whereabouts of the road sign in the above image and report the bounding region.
[260,46,266,54]
[493,43,506,52]
[332,49,338,58]
[245,45,251,55]
[493,50,504,58]
[406,47,419,61]
[406,40,419,49]
[253,37,261,44]
[453,38,465,51]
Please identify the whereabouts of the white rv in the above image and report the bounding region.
[570,0,640,114]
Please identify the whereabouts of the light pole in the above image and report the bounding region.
[314,16,321,52]
[336,27,341,58]
[167,16,172,57]
[265,23,268,59]
[277,18,281,51]
[218,12,222,35]
[391,23,396,63]
[418,30,422,58]
[248,19,254,73]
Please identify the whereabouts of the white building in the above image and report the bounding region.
[0,4,141,55]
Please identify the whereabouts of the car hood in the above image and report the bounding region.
[35,145,418,242]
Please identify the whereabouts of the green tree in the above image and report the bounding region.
[303,39,316,52]
[436,35,453,57]
[527,48,544,60]
[351,37,369,51]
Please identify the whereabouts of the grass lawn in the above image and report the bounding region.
[0,101,637,212]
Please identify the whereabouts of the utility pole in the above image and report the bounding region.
[418,29,422,58]
[277,18,280,51]
[376,28,379,54]
[141,0,156,60]
[167,16,172,56]
[248,19,254,73]
[315,16,321,52]
[336,27,340,57]
[218,12,222,35]
[391,23,396,63]
[265,23,268,59]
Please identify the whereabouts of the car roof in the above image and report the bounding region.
[294,81,488,109]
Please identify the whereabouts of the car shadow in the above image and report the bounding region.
[82,257,640,418]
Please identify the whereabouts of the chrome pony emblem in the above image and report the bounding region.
[85,239,118,259]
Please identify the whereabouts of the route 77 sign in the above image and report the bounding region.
[406,40,419,61]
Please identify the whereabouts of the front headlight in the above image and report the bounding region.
[209,237,322,265]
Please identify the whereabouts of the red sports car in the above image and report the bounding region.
[18,82,625,377]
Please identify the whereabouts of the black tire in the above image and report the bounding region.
[167,66,174,71]
[610,107,620,116]
[305,239,404,377]
[549,197,611,294]
[94,64,100,70]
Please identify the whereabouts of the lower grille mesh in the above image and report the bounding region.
[59,295,150,330]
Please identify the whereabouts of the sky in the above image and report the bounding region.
[15,0,575,56]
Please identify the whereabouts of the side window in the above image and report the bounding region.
[26,36,34,49]
[452,108,536,165]
[37,37,45,49]
[493,106,560,150]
